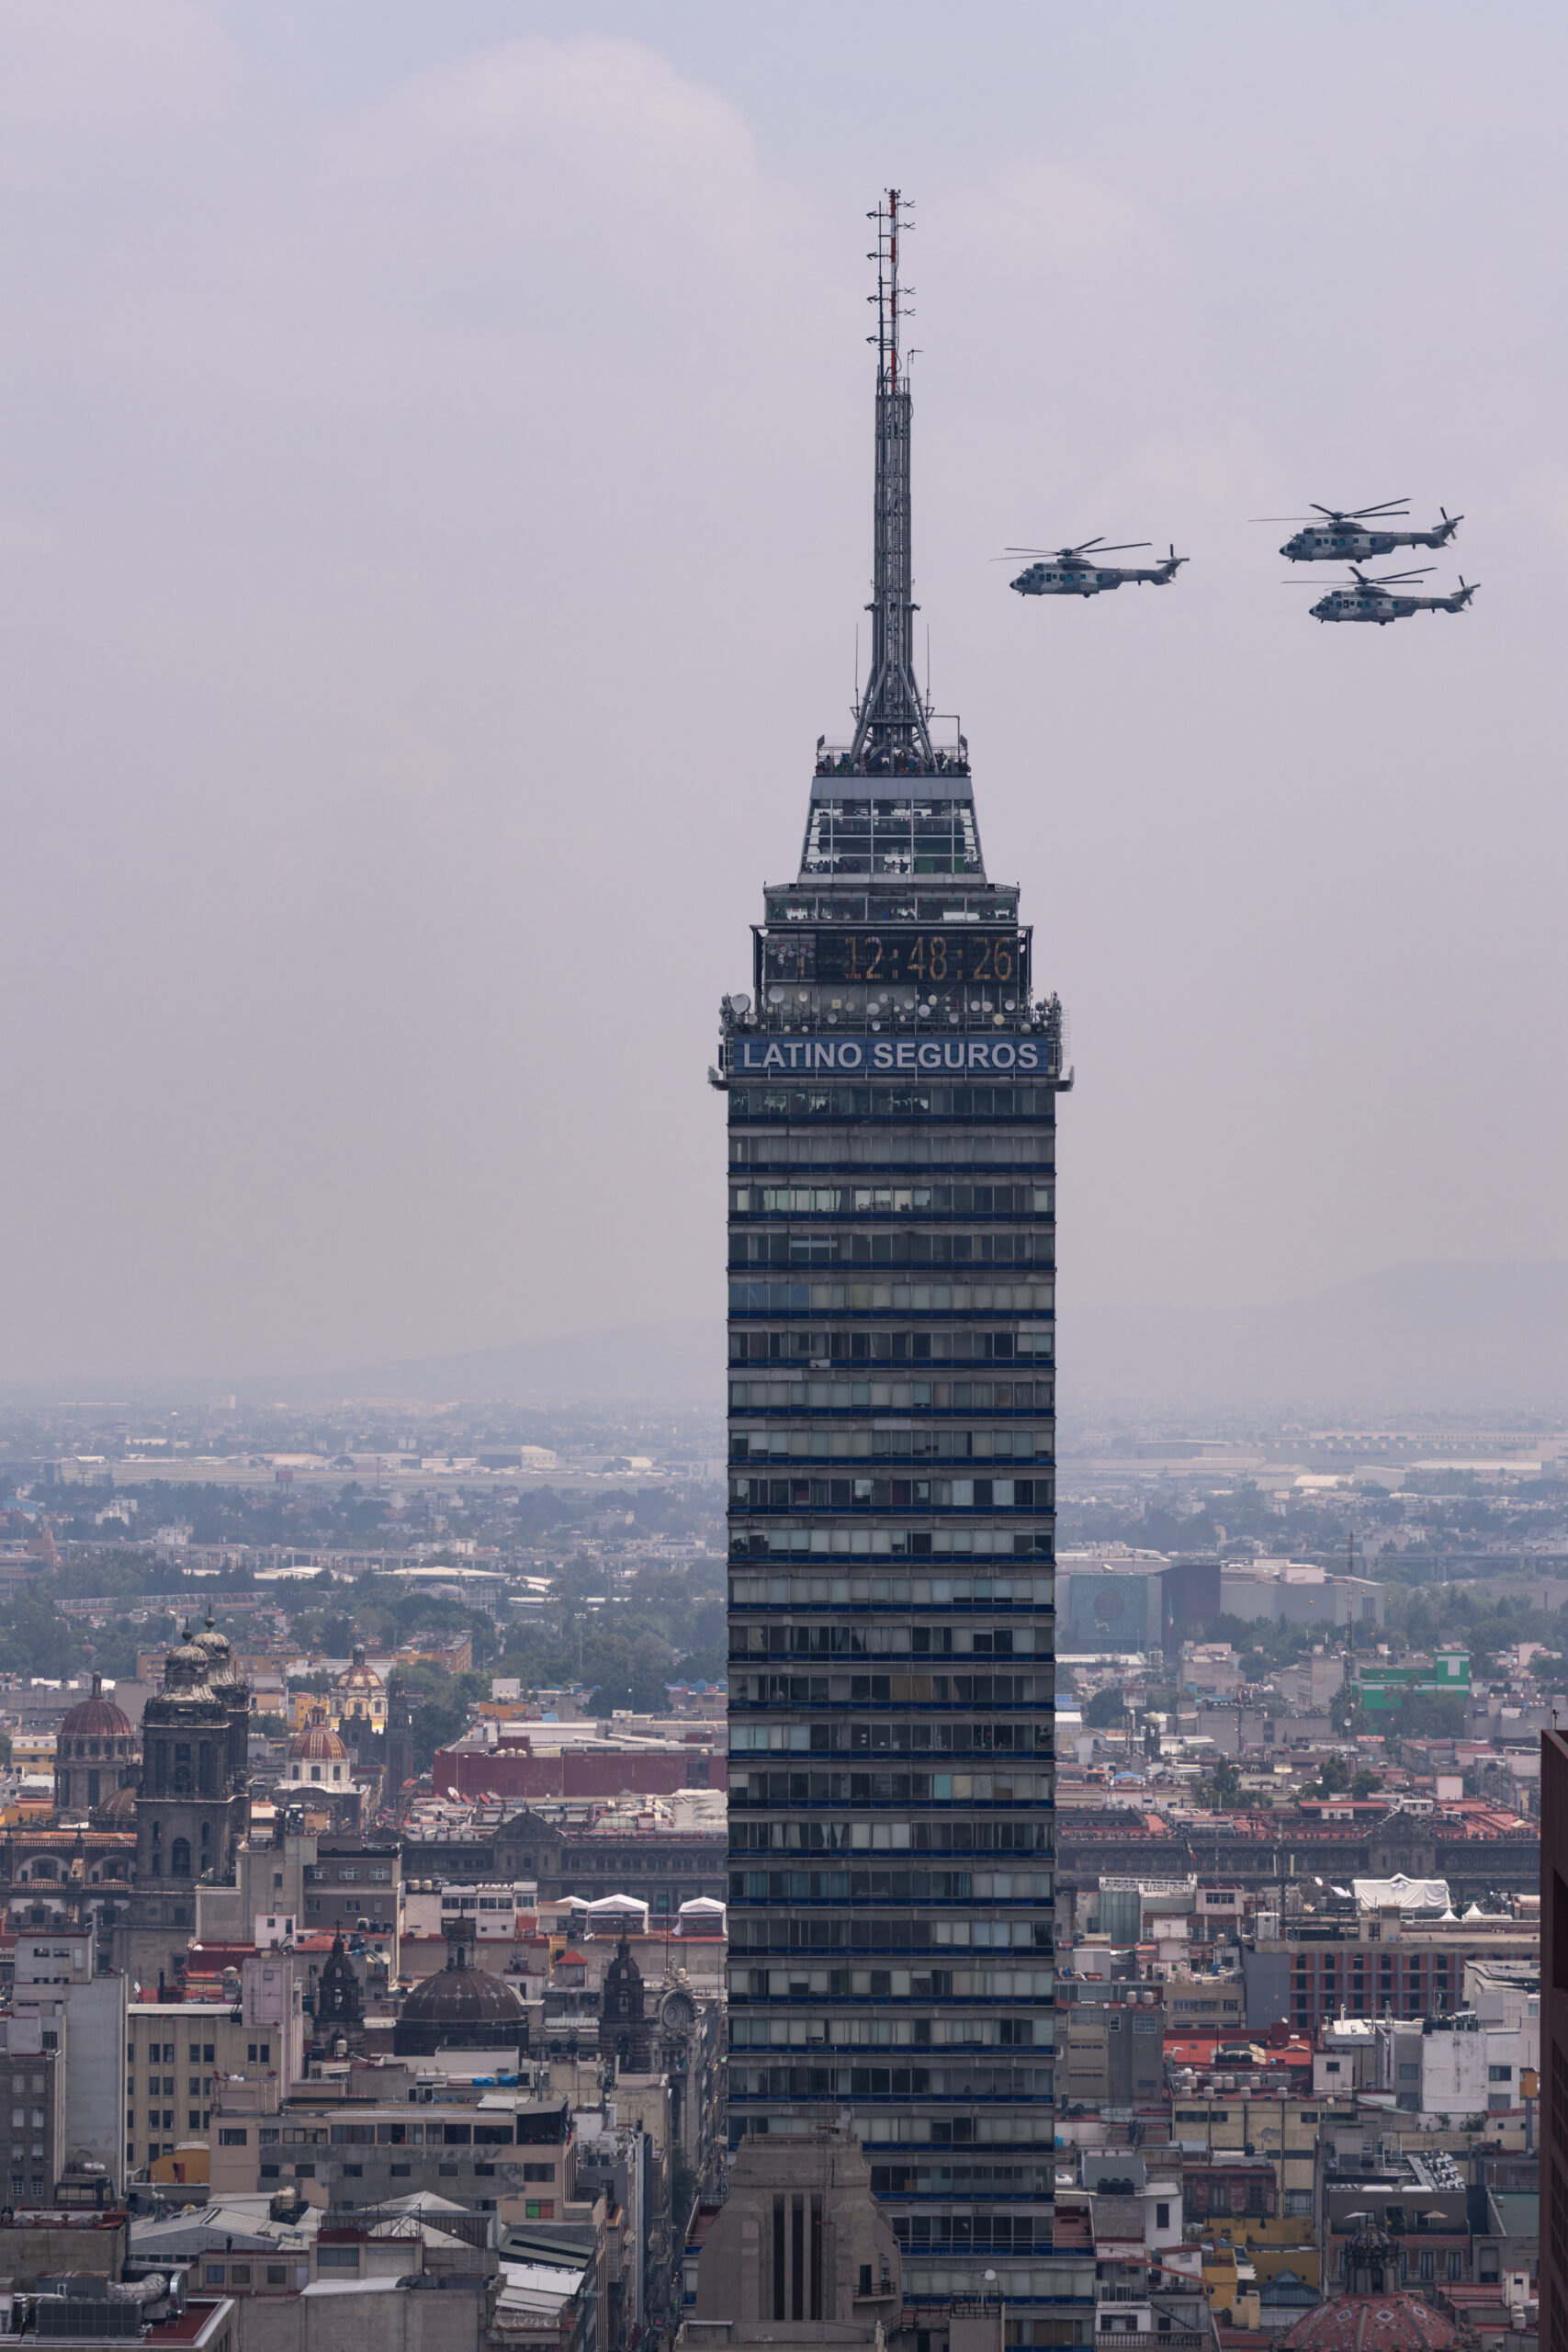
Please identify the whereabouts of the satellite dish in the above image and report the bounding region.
[730,993,750,1015]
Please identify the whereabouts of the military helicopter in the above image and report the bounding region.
[1293,564,1479,625]
[1005,537,1188,596]
[1258,496,1462,563]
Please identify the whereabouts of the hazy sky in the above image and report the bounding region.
[3,2,1566,1383]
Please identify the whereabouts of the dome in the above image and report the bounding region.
[60,1675,131,1742]
[1283,2299,1459,2352]
[162,1627,215,1690]
[401,1959,526,2031]
[289,1709,349,1764]
[396,1919,527,2052]
[96,1784,137,1825]
[337,1645,383,1694]
[192,1612,236,1684]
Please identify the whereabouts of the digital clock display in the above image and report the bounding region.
[814,931,1026,987]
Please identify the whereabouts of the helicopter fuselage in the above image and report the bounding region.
[1281,523,1455,561]
[1010,560,1180,596]
[1310,586,1471,623]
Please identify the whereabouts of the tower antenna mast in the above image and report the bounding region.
[850,189,934,772]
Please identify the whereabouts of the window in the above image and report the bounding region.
[1448,2253,1463,2282]
[317,2248,360,2272]
[523,2164,555,2183]
[266,2267,286,2288]
[205,2267,226,2288]
[1155,2204,1169,2230]
[525,2201,554,2221]
[1419,2252,1433,2282]
[1397,2064,1418,2080]
[220,2129,248,2147]
[172,1839,191,1877]
[230,2267,251,2288]
[1488,2065,1513,2083]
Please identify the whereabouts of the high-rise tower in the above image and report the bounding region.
[718,194,1072,2322]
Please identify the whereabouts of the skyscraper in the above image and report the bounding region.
[721,194,1068,2319]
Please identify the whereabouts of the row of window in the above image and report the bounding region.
[731,1476,1053,1511]
[731,1327,1054,1365]
[733,1430,1053,1467]
[728,1766,1052,1805]
[731,2014,1049,2048]
[731,1674,1054,1710]
[732,1820,1050,1854]
[730,1282,1055,1317]
[731,1530,1055,1562]
[728,1960,1054,2000]
[733,1571,1053,1609]
[728,1087,1055,1121]
[730,1376,1051,1412]
[894,2202,1055,2233]
[730,2064,1054,2101]
[731,1869,1054,1903]
[727,1918,1053,1962]
[733,1185,1054,1216]
[730,1720,1052,1757]
[730,1623,1047,1657]
[731,1236,1054,1272]
[763,888,1014,918]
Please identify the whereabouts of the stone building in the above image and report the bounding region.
[285,1710,352,1792]
[52,1676,138,1818]
[311,1929,364,2057]
[688,2130,901,2343]
[599,1934,651,2075]
[115,1625,251,1984]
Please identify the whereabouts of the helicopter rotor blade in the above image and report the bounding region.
[1346,498,1411,517]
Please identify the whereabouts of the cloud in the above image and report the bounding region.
[0,0,230,179]
[932,157,1154,279]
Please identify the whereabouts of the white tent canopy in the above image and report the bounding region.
[1351,1873,1451,1914]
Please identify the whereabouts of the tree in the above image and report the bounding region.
[1083,1686,1131,1728]
[1201,1755,1242,1808]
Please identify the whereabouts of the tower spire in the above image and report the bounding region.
[850,189,934,774]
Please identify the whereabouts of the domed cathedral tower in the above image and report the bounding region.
[335,1645,386,1735]
[117,1625,251,1981]
[191,1611,252,1795]
[598,1933,651,2075]
[53,1675,138,1817]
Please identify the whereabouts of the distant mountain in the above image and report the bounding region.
[1062,1259,1568,1416]
[253,1260,1568,1417]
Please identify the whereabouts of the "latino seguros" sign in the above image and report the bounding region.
[727,1034,1047,1076]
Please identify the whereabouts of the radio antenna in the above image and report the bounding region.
[850,188,934,772]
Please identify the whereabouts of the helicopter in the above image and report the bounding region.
[1006,537,1188,596]
[1296,564,1479,624]
[1258,496,1462,563]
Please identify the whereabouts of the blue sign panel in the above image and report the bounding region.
[727,1034,1047,1076]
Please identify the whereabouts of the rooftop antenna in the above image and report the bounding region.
[850,188,934,773]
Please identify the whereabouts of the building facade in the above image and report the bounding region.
[721,195,1063,2308]
[1541,1727,1567,2352]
